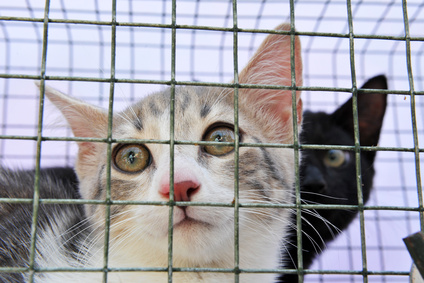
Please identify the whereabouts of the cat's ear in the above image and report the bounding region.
[238,23,303,141]
[332,75,388,147]
[36,82,108,139]
[36,82,108,167]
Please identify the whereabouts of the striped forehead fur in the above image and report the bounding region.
[117,86,233,135]
[117,85,295,146]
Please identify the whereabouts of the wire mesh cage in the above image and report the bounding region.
[0,0,423,282]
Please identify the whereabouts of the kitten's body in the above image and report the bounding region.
[278,75,388,282]
[0,167,87,283]
[0,87,293,283]
[0,24,303,282]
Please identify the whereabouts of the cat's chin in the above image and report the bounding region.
[130,206,233,262]
[134,205,230,239]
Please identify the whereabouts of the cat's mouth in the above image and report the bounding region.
[174,217,211,228]
[173,207,212,228]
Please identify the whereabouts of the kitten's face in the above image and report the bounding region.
[300,75,388,210]
[80,86,295,263]
[299,75,387,231]
[42,23,303,267]
[278,76,387,280]
[300,111,365,204]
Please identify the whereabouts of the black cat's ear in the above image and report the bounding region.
[332,75,388,147]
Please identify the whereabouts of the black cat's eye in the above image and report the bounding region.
[113,144,151,173]
[203,125,235,156]
[323,149,350,168]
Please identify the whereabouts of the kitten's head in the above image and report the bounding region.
[41,23,302,267]
[279,76,388,281]
[300,75,387,224]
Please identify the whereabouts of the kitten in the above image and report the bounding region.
[0,167,84,283]
[278,75,388,282]
[0,23,303,282]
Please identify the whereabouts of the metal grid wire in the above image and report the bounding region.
[0,0,424,282]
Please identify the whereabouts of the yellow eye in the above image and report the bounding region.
[203,126,235,156]
[323,149,349,168]
[113,144,151,173]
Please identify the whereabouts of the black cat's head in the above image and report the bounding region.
[300,75,388,209]
[279,77,388,283]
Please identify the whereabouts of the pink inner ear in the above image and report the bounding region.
[238,23,303,132]
[77,142,98,162]
[42,84,108,139]
[64,106,109,139]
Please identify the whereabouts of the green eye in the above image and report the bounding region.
[203,126,235,156]
[323,149,349,168]
[113,144,151,173]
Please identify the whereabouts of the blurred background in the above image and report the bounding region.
[0,0,423,282]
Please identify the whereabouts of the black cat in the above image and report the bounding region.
[278,75,388,282]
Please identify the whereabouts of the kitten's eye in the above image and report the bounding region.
[323,149,349,168]
[203,126,235,156]
[113,144,151,173]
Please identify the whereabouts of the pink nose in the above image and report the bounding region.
[159,175,200,202]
